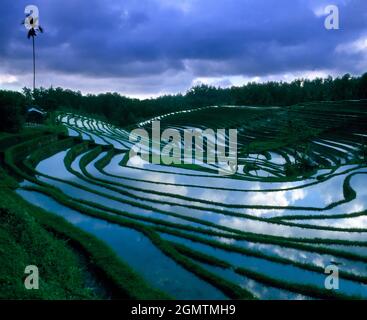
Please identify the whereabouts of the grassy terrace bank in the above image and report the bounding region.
[0,129,169,300]
[0,188,95,299]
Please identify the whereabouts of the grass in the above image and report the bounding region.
[0,188,96,299]
[0,130,170,300]
[0,178,169,300]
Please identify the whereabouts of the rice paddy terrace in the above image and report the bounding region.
[3,100,367,300]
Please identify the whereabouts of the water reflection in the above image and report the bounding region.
[17,189,228,300]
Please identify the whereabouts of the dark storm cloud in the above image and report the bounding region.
[0,0,366,94]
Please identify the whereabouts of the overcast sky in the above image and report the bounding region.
[0,0,366,98]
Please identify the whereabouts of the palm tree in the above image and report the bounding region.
[22,15,43,91]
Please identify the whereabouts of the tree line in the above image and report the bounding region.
[1,73,366,133]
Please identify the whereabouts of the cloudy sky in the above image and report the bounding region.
[0,0,366,98]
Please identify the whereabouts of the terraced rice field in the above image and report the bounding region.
[5,100,367,299]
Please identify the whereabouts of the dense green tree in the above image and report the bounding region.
[0,91,26,133]
[1,73,366,132]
